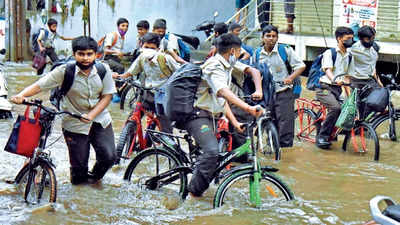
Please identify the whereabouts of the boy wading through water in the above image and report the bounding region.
[12,36,117,185]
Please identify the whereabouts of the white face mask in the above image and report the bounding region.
[229,54,237,66]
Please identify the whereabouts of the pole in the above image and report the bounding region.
[88,0,91,37]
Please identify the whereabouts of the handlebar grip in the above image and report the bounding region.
[71,114,83,120]
[255,106,262,112]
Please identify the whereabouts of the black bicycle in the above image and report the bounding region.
[369,74,400,142]
[124,108,293,208]
[13,99,82,204]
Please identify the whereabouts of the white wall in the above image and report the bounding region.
[29,0,235,54]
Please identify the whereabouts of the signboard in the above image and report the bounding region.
[0,17,4,51]
[336,0,379,28]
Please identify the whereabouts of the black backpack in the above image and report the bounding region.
[49,61,107,109]
[156,63,202,128]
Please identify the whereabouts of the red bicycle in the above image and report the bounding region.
[294,89,380,161]
[116,80,161,161]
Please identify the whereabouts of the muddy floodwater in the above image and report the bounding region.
[0,63,400,225]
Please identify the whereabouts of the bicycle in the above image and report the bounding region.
[294,79,380,161]
[12,99,83,204]
[218,96,281,161]
[124,107,293,208]
[116,79,162,160]
[368,74,400,142]
[119,77,140,111]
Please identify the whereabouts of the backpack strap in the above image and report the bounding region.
[278,44,292,74]
[157,54,172,78]
[94,63,107,80]
[255,47,262,65]
[111,32,119,47]
[60,63,76,97]
[330,48,337,64]
[372,42,380,53]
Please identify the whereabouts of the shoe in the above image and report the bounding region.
[316,137,331,149]
[112,93,121,103]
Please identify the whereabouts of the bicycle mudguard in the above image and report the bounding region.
[218,164,279,181]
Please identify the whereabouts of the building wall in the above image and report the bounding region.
[28,0,236,54]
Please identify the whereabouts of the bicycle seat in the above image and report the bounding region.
[384,205,400,223]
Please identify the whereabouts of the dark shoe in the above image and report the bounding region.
[316,137,331,150]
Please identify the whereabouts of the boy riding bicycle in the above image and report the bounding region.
[315,26,354,149]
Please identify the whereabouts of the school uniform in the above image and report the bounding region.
[104,31,125,74]
[36,28,60,74]
[316,47,351,141]
[125,48,181,133]
[187,54,248,197]
[257,44,305,147]
[36,63,117,184]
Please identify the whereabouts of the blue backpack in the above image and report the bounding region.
[306,48,352,91]
[165,33,191,62]
[254,44,302,98]
[31,28,49,53]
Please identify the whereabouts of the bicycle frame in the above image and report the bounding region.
[125,102,161,157]
[295,98,326,143]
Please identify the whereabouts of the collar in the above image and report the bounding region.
[115,30,125,40]
[215,53,231,69]
[261,43,279,55]
[76,64,97,77]
[336,46,349,56]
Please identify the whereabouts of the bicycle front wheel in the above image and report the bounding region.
[15,161,57,204]
[116,121,137,160]
[120,84,139,111]
[294,108,320,142]
[124,148,187,199]
[342,122,380,161]
[371,109,400,141]
[213,169,294,208]
[259,121,281,160]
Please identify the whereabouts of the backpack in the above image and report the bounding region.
[306,48,353,91]
[156,63,202,128]
[32,28,49,53]
[165,33,191,62]
[254,44,302,98]
[96,32,118,59]
[49,61,107,110]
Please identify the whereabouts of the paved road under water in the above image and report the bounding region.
[0,64,400,225]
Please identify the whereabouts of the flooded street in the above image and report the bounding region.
[1,64,400,225]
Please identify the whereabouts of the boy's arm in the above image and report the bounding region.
[224,103,244,133]
[82,94,112,123]
[119,56,142,78]
[285,47,306,84]
[218,88,262,118]
[11,84,41,104]
[244,67,263,100]
[167,50,187,64]
[37,30,46,52]
[60,36,74,41]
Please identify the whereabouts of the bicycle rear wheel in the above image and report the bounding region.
[116,121,137,160]
[259,121,281,160]
[124,148,187,199]
[342,122,380,161]
[213,169,294,208]
[15,161,57,204]
[294,108,320,142]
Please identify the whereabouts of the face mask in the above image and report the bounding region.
[118,29,127,37]
[229,54,237,66]
[343,39,354,48]
[361,40,374,48]
[76,61,95,71]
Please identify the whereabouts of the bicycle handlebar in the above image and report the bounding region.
[22,99,83,120]
[115,78,155,91]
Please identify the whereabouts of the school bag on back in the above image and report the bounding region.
[157,63,202,128]
[306,48,352,91]
[49,60,107,109]
[254,43,302,98]
[32,28,49,53]
[165,33,191,62]
[96,32,118,59]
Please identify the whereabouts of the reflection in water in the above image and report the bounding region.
[0,65,400,224]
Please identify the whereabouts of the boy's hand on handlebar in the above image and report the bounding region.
[112,72,120,79]
[247,105,263,118]
[251,90,263,101]
[11,95,25,104]
[80,113,93,124]
[233,122,245,133]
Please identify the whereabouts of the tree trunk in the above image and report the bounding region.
[6,0,29,62]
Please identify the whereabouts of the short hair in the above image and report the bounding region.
[153,18,167,29]
[142,33,161,47]
[72,36,98,53]
[47,18,58,27]
[117,18,129,26]
[358,25,376,39]
[216,33,242,54]
[262,25,279,36]
[137,20,150,29]
[335,26,354,39]
[214,22,228,35]
[228,22,241,32]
